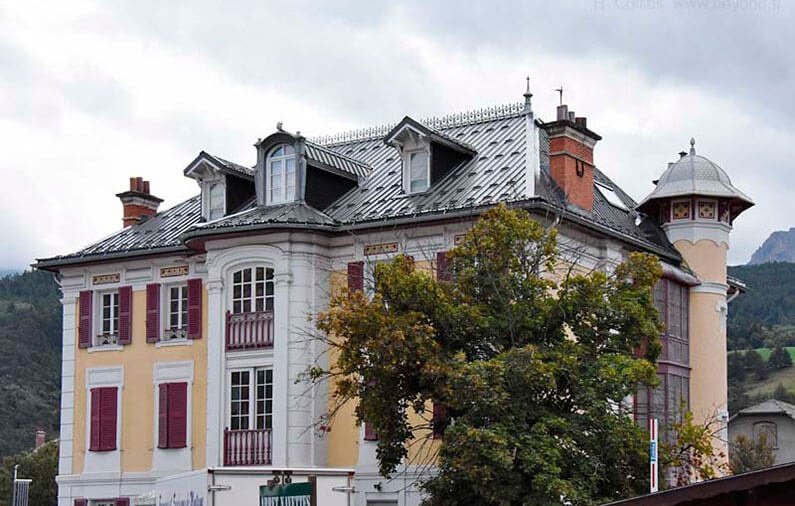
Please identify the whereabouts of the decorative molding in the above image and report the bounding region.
[92,273,120,286]
[86,366,124,388]
[153,361,194,383]
[690,281,729,296]
[364,242,399,256]
[311,102,525,146]
[160,265,189,278]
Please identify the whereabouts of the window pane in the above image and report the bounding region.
[271,146,283,157]
[283,145,295,155]
[270,160,282,175]
[286,158,295,173]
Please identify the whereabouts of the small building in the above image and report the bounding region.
[729,399,795,464]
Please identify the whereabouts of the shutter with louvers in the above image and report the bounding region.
[347,261,364,294]
[364,422,378,441]
[168,382,188,448]
[74,499,87,506]
[78,291,92,348]
[146,283,161,343]
[187,279,202,339]
[99,387,118,451]
[432,402,449,439]
[118,286,132,345]
[158,383,168,448]
[116,498,130,506]
[89,388,101,451]
[437,251,451,282]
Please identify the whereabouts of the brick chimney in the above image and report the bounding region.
[116,177,163,227]
[543,105,602,211]
[35,429,46,449]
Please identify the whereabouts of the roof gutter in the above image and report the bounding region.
[33,245,191,272]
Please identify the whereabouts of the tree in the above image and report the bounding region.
[0,440,57,506]
[768,345,793,370]
[312,204,663,506]
[727,352,746,383]
[730,434,775,474]
[660,411,729,487]
[743,350,769,381]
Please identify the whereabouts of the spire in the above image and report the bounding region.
[523,76,533,113]
[690,137,696,156]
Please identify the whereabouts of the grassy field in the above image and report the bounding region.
[729,347,795,396]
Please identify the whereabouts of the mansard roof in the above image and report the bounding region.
[36,103,682,269]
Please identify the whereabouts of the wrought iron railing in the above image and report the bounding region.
[225,311,274,351]
[223,428,272,466]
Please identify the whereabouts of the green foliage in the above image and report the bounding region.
[743,350,769,381]
[0,270,61,459]
[660,411,728,487]
[0,440,58,506]
[314,204,663,506]
[768,345,793,369]
[730,434,775,474]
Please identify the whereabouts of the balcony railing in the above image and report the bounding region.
[223,428,272,466]
[225,311,274,351]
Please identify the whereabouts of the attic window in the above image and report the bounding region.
[267,144,296,204]
[595,182,628,211]
[407,150,429,193]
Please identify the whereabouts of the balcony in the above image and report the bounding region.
[223,428,272,466]
[225,311,274,351]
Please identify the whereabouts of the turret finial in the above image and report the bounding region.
[690,137,696,155]
[523,76,533,113]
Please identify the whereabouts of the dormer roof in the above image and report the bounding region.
[184,151,254,180]
[304,140,371,180]
[384,116,477,156]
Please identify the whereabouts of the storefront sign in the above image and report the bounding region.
[260,482,313,506]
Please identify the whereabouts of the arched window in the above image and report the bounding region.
[753,421,777,448]
[267,144,296,204]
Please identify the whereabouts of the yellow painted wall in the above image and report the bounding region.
[72,288,208,474]
[674,239,728,285]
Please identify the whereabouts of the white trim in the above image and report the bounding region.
[662,220,731,247]
[152,361,194,472]
[402,147,430,195]
[87,345,123,353]
[83,366,123,474]
[155,339,193,348]
[265,144,297,205]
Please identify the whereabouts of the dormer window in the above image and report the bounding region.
[267,144,296,204]
[208,182,225,220]
[407,150,430,193]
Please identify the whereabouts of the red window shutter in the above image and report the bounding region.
[78,291,93,348]
[168,382,188,448]
[89,388,101,451]
[74,499,87,506]
[437,251,451,282]
[364,422,378,441]
[432,402,449,439]
[99,387,118,451]
[187,278,202,339]
[116,498,130,506]
[158,383,169,449]
[347,261,364,294]
[146,283,161,343]
[118,286,133,345]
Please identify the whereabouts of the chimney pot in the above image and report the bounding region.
[679,151,687,159]
[557,105,569,121]
[117,177,163,228]
[575,117,587,128]
[568,111,576,122]
[35,429,46,449]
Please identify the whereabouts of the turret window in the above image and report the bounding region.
[267,144,296,204]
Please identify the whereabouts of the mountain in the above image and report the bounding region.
[749,228,795,264]
[0,271,61,458]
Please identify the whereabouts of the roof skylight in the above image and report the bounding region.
[595,182,628,211]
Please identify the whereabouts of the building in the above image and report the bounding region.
[729,399,795,465]
[35,86,753,506]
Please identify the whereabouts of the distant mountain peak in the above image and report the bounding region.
[749,229,795,265]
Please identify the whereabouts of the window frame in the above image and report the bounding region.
[230,266,275,315]
[403,147,430,194]
[163,283,189,341]
[266,144,297,205]
[228,367,274,432]
[96,290,120,346]
[753,421,778,448]
[157,381,189,449]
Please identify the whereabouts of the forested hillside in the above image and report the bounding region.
[728,262,795,350]
[0,271,61,458]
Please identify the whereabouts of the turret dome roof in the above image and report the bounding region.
[636,138,753,213]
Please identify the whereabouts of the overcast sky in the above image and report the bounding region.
[1,0,791,268]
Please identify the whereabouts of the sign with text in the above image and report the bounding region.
[160,265,189,278]
[260,482,313,506]
[92,273,120,285]
[363,242,399,256]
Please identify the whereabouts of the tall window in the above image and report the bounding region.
[232,267,274,314]
[753,421,777,448]
[407,150,429,193]
[267,144,296,204]
[166,285,188,339]
[654,279,689,365]
[229,368,273,431]
[100,292,119,344]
